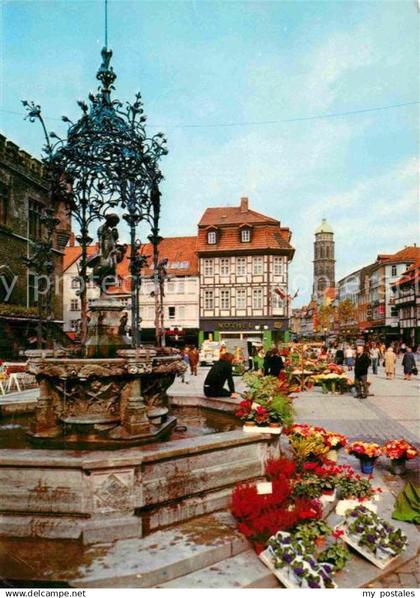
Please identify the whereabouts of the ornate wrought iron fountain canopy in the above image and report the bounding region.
[23,44,168,346]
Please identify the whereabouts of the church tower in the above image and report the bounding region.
[313,218,335,302]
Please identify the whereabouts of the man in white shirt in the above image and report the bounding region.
[370,343,380,375]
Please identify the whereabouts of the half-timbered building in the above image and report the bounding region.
[197,197,294,349]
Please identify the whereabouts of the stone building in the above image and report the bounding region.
[313,218,335,303]
[0,135,70,358]
[197,197,294,350]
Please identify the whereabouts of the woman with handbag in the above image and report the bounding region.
[402,347,416,380]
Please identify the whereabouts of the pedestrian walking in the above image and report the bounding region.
[265,347,285,377]
[203,352,238,398]
[335,347,344,366]
[384,346,396,380]
[345,346,355,371]
[263,348,272,375]
[354,345,371,399]
[402,347,416,380]
[189,346,199,376]
[181,347,190,384]
[369,342,380,375]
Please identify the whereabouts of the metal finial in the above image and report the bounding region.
[105,0,108,48]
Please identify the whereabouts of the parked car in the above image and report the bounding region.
[199,341,222,366]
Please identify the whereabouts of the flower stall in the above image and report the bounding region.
[237,372,295,434]
[341,505,408,569]
[230,453,409,588]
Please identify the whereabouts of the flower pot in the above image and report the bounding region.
[327,449,338,462]
[360,456,376,474]
[244,421,255,427]
[269,422,281,429]
[390,458,407,475]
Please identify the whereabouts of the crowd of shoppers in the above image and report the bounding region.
[180,337,419,399]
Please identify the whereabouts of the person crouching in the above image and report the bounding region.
[203,352,239,398]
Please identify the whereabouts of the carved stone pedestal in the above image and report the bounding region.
[25,349,185,448]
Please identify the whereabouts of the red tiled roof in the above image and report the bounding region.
[64,236,198,293]
[63,245,98,271]
[197,198,293,255]
[377,246,420,265]
[197,224,293,254]
[198,207,279,227]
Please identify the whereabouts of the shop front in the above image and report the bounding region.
[199,318,289,351]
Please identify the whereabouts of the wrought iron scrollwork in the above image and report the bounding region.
[23,45,167,347]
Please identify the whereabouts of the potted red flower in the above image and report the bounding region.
[346,441,382,474]
[382,439,418,475]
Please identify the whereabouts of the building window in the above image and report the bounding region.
[28,199,44,240]
[70,319,79,330]
[70,299,79,311]
[253,256,264,275]
[253,287,263,309]
[168,306,176,320]
[272,288,284,309]
[220,289,230,310]
[241,228,251,243]
[71,277,80,289]
[203,258,214,276]
[236,288,246,309]
[220,258,230,276]
[204,290,214,310]
[236,257,247,276]
[273,257,283,276]
[391,265,397,276]
[207,231,216,244]
[176,280,185,294]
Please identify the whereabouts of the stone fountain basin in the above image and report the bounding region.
[0,401,278,544]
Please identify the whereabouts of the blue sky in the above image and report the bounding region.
[1,0,418,305]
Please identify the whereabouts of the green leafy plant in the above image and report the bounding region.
[345,506,407,559]
[318,542,351,572]
[241,372,294,426]
[293,475,324,499]
[293,520,332,546]
[337,476,374,499]
[0,304,38,318]
[268,394,294,426]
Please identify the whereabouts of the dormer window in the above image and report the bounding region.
[208,231,217,244]
[241,228,251,243]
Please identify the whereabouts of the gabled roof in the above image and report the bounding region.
[198,207,279,227]
[197,197,293,256]
[63,244,98,271]
[197,224,294,255]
